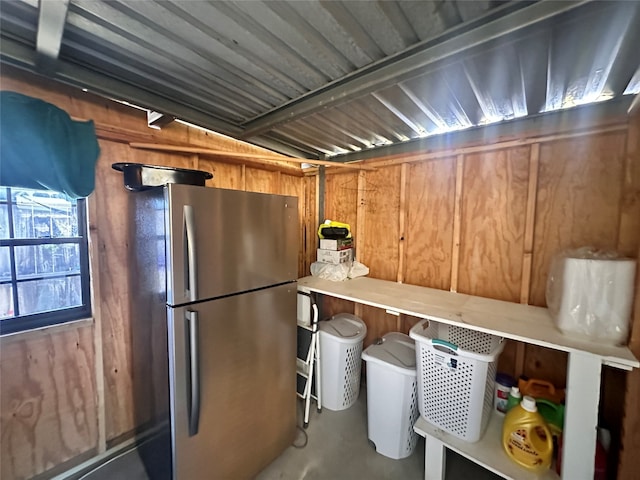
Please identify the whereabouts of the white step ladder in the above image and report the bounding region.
[296,291,321,428]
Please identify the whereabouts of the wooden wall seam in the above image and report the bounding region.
[356,171,366,261]
[617,111,640,480]
[353,170,367,322]
[617,120,640,256]
[88,195,107,455]
[397,163,408,283]
[521,143,540,305]
[450,154,464,292]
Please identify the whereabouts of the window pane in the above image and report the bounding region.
[14,244,80,279]
[0,247,10,281]
[0,205,8,239]
[0,283,14,318]
[17,276,82,316]
[0,187,7,202]
[12,189,77,238]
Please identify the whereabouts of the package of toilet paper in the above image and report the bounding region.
[546,247,636,345]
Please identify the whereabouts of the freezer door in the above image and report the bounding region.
[167,283,297,480]
[165,184,298,306]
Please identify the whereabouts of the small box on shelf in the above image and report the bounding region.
[319,237,353,250]
[317,248,353,264]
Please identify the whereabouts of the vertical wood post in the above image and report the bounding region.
[617,117,640,256]
[562,352,602,479]
[88,195,106,453]
[356,170,366,260]
[520,143,539,304]
[515,143,540,377]
[450,154,464,292]
[617,113,640,479]
[424,436,447,480]
[354,170,367,322]
[398,163,408,283]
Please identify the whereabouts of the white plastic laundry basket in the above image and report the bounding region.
[319,313,367,411]
[362,332,419,459]
[409,320,504,442]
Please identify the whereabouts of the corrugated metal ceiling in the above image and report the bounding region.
[1,0,638,161]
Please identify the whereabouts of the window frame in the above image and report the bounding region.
[0,189,91,335]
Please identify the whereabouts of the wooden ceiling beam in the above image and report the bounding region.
[129,143,376,171]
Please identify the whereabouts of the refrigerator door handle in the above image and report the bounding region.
[186,309,200,436]
[184,205,198,302]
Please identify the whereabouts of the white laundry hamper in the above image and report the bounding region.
[362,332,419,460]
[319,313,367,411]
[409,320,504,442]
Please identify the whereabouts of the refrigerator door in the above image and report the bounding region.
[165,184,298,306]
[167,283,297,479]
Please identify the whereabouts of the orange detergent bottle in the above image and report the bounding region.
[502,396,553,471]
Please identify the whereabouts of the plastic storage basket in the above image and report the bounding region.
[409,320,505,442]
[319,313,367,411]
[362,332,419,459]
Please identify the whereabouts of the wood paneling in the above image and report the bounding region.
[319,297,354,321]
[198,158,244,190]
[93,142,137,441]
[280,174,306,277]
[0,65,310,478]
[530,132,628,306]
[404,157,456,290]
[0,324,98,480]
[303,176,317,276]
[497,341,518,379]
[4,62,640,479]
[521,345,568,388]
[458,147,530,302]
[618,113,640,480]
[315,120,639,479]
[450,155,464,292]
[361,166,402,281]
[245,168,280,194]
[324,172,358,237]
[360,305,397,348]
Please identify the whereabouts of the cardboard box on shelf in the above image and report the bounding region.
[319,238,353,251]
[317,248,353,264]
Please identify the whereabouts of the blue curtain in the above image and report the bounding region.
[0,91,100,199]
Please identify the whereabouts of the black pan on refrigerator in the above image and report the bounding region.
[112,162,213,191]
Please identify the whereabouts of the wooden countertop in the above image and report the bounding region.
[298,276,639,370]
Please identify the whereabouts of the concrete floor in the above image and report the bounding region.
[257,395,423,480]
[72,394,501,480]
[258,394,500,480]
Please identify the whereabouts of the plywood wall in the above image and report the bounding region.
[617,110,640,480]
[315,114,640,478]
[404,157,456,290]
[317,122,638,350]
[0,324,98,480]
[0,66,307,479]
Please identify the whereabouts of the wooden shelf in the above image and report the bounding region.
[414,414,560,480]
[297,276,639,370]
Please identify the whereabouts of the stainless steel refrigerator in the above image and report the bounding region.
[128,183,298,479]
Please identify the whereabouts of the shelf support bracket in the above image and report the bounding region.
[424,435,446,480]
[562,351,601,479]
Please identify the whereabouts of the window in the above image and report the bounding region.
[0,187,91,334]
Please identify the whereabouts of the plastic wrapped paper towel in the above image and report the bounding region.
[310,259,369,282]
[546,248,636,345]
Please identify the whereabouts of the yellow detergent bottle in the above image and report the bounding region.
[502,395,553,471]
